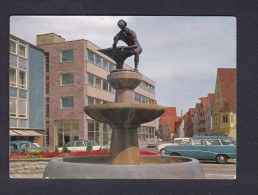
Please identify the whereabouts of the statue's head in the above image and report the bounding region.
[117,19,127,29]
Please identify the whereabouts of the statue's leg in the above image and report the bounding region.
[134,53,139,71]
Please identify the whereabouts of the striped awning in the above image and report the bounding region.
[10,130,43,136]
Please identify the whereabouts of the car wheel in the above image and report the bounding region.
[160,149,166,155]
[216,154,228,164]
[170,152,181,157]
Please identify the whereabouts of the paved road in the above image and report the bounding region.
[140,147,236,179]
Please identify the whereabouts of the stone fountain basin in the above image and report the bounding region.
[43,155,205,179]
[84,103,166,126]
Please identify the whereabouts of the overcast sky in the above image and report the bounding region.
[10,16,236,116]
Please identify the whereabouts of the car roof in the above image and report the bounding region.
[191,136,234,139]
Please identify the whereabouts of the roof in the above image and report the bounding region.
[160,107,178,133]
[10,34,45,52]
[219,102,231,112]
[207,94,215,113]
[191,136,235,139]
[218,68,236,112]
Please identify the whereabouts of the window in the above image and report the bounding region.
[103,101,108,104]
[206,139,221,146]
[87,120,101,144]
[19,100,27,118]
[88,97,94,105]
[61,97,74,109]
[61,73,74,86]
[221,139,236,146]
[95,99,101,105]
[87,73,94,86]
[103,80,108,91]
[95,77,101,88]
[9,68,16,87]
[87,50,95,63]
[61,50,73,62]
[95,55,102,67]
[10,40,16,53]
[103,59,108,70]
[19,44,26,57]
[9,98,17,117]
[191,139,206,145]
[223,115,228,123]
[109,63,115,72]
[19,71,26,89]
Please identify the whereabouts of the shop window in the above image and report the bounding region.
[61,50,73,62]
[61,97,74,109]
[61,73,74,86]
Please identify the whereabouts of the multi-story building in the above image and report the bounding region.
[184,108,195,137]
[205,93,215,135]
[198,97,208,136]
[158,107,178,141]
[211,68,236,138]
[9,35,45,146]
[193,103,201,136]
[37,33,157,150]
[175,117,184,138]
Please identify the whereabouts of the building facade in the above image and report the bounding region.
[211,68,236,138]
[198,97,207,136]
[9,35,45,146]
[205,93,215,135]
[37,33,157,150]
[184,108,194,137]
[193,103,201,137]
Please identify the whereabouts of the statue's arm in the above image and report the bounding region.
[113,32,121,48]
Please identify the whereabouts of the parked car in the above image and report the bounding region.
[9,141,49,153]
[158,138,190,155]
[164,136,236,164]
[58,140,108,152]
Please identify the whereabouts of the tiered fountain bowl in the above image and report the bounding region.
[43,48,204,179]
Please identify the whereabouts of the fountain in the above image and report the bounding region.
[43,20,204,179]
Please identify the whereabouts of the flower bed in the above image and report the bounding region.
[10,151,158,159]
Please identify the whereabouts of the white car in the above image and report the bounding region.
[158,138,190,155]
[58,140,107,152]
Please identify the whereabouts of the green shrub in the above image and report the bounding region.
[86,142,93,152]
[54,145,59,153]
[20,148,26,154]
[62,142,68,153]
[28,149,46,156]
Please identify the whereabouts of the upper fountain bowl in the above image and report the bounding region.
[84,103,166,128]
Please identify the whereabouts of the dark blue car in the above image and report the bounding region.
[165,136,236,164]
[9,141,49,153]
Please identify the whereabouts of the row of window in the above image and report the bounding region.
[10,40,27,58]
[139,81,155,94]
[9,68,27,89]
[213,114,234,125]
[134,93,156,104]
[137,126,156,140]
[87,50,115,72]
[87,73,115,93]
[87,96,109,105]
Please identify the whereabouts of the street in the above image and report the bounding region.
[140,147,236,179]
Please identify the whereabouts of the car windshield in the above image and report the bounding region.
[220,139,236,145]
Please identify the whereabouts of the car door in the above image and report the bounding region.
[74,141,85,151]
[187,139,208,159]
[205,139,222,160]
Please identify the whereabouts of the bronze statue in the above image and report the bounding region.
[112,19,142,71]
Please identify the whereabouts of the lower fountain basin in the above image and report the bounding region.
[43,155,205,179]
[84,103,166,126]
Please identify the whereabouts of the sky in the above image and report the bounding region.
[10,16,236,116]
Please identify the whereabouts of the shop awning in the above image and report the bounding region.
[10,130,43,136]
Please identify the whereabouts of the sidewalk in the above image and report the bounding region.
[10,174,43,179]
